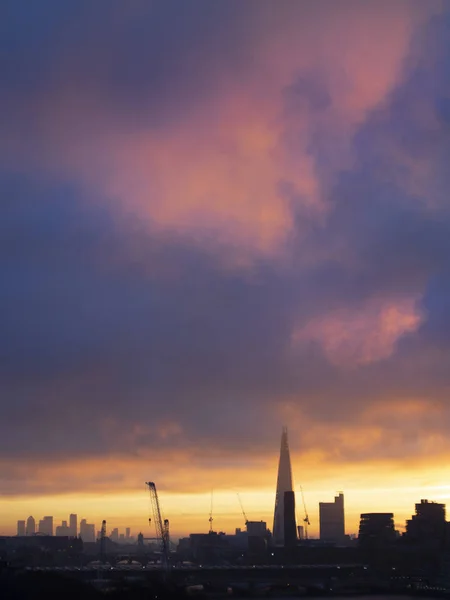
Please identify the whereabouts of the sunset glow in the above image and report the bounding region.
[2,0,450,541]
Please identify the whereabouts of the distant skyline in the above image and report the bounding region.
[3,482,450,540]
[2,0,450,538]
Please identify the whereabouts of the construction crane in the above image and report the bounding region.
[300,485,310,540]
[209,489,214,533]
[146,482,169,568]
[236,492,249,526]
[99,519,107,561]
[163,518,170,548]
[145,517,167,544]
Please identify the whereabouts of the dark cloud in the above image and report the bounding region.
[0,0,262,135]
[2,2,450,496]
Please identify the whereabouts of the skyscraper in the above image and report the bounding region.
[319,492,345,543]
[38,516,53,536]
[17,520,26,536]
[26,516,35,536]
[55,520,70,536]
[110,528,119,543]
[69,513,77,537]
[273,426,294,545]
[80,519,96,542]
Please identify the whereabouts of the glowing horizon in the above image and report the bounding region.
[3,454,450,539]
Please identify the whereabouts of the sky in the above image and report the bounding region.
[2,0,450,539]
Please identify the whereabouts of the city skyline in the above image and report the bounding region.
[15,511,137,542]
[7,488,449,543]
[4,452,450,541]
[2,0,450,541]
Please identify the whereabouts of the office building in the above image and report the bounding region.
[319,492,345,543]
[39,516,53,536]
[80,519,96,542]
[69,513,77,537]
[55,520,70,536]
[358,513,396,548]
[26,516,36,536]
[126,527,130,540]
[17,520,26,536]
[273,427,295,545]
[86,524,96,542]
[110,528,119,543]
[406,499,446,546]
[247,521,268,537]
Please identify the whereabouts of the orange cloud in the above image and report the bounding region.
[3,440,450,538]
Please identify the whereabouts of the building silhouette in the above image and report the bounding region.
[26,516,36,536]
[319,492,345,543]
[80,519,96,542]
[69,513,77,537]
[137,532,144,549]
[246,521,268,556]
[38,516,53,536]
[110,528,119,543]
[17,520,26,536]
[405,499,446,548]
[273,427,294,545]
[55,520,70,536]
[283,490,297,548]
[247,521,268,537]
[358,513,396,548]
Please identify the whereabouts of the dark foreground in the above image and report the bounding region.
[1,571,180,600]
[0,571,449,600]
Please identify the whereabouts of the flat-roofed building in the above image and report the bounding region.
[17,520,25,536]
[319,493,345,543]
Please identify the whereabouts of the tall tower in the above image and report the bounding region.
[26,516,36,536]
[17,520,26,536]
[273,426,294,545]
[69,513,77,537]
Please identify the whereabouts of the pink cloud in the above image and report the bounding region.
[292,295,424,366]
[1,1,441,261]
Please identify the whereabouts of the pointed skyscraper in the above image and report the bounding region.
[273,426,294,545]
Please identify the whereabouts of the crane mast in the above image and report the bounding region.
[236,492,249,526]
[209,489,214,533]
[99,519,107,561]
[300,485,310,540]
[146,482,169,567]
[163,518,170,548]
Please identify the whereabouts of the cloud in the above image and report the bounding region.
[292,296,424,366]
[1,0,450,510]
[1,0,441,257]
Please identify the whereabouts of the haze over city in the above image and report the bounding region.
[2,0,450,542]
